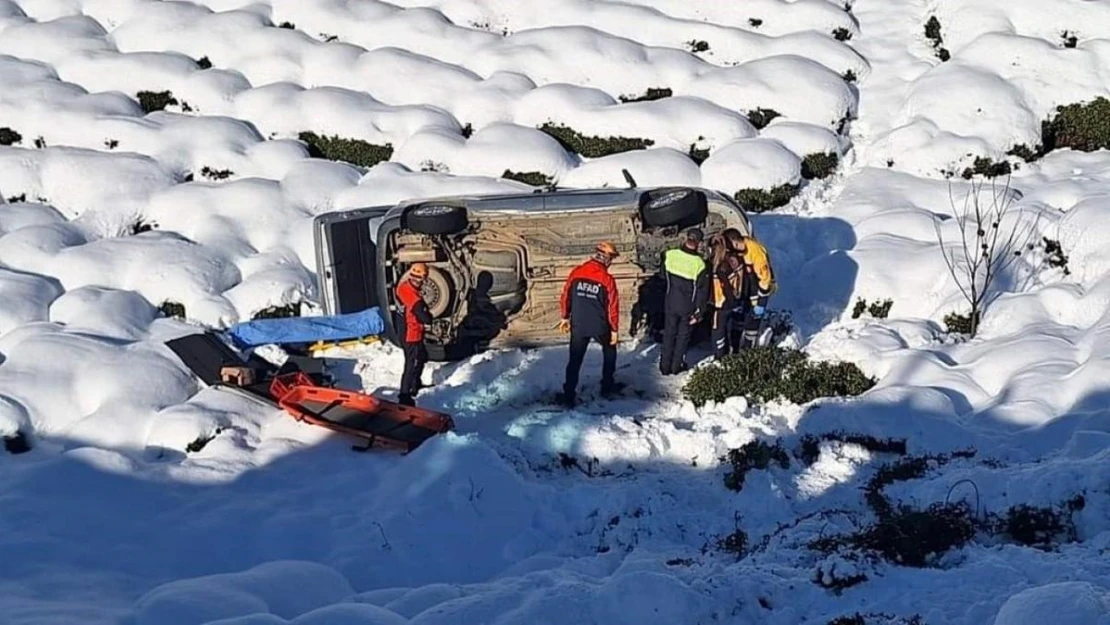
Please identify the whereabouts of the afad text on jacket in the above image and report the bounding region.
[560,258,619,338]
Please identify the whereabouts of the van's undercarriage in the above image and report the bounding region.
[381,190,743,356]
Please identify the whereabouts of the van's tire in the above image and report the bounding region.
[640,188,708,229]
[403,204,468,235]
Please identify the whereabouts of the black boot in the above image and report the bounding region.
[398,394,415,407]
[556,391,576,408]
[600,381,626,398]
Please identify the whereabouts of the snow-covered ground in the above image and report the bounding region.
[2,0,1110,624]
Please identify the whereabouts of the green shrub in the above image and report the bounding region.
[1041,97,1110,153]
[252,303,301,320]
[460,123,474,139]
[812,502,977,568]
[538,122,654,158]
[618,87,673,103]
[989,496,1083,549]
[0,127,22,146]
[129,217,156,235]
[501,169,553,187]
[137,90,178,113]
[33,136,46,149]
[802,152,839,179]
[186,428,223,453]
[196,56,212,69]
[798,431,906,465]
[717,529,749,558]
[746,107,780,130]
[722,440,790,491]
[200,166,233,181]
[1007,144,1038,162]
[105,139,119,149]
[298,131,394,168]
[748,18,763,28]
[687,40,710,53]
[682,346,876,407]
[159,301,186,319]
[734,184,799,213]
[924,16,950,61]
[943,311,978,335]
[6,193,26,203]
[961,156,1012,179]
[842,69,857,83]
[832,27,852,41]
[862,451,974,518]
[1043,237,1070,275]
[851,297,893,319]
[1062,31,1078,49]
[3,431,31,455]
[829,614,926,625]
[688,143,710,165]
[278,21,295,29]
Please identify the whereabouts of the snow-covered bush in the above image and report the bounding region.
[746,108,780,130]
[501,170,553,187]
[734,183,799,212]
[797,431,906,465]
[1041,97,1110,154]
[159,300,186,319]
[298,132,394,168]
[252,303,301,320]
[683,347,876,407]
[0,127,21,146]
[851,298,893,319]
[924,16,951,62]
[618,87,672,103]
[538,122,655,158]
[802,152,839,179]
[137,90,178,114]
[721,439,790,491]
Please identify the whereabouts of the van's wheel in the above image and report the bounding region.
[640,188,708,229]
[403,204,468,235]
[419,266,455,318]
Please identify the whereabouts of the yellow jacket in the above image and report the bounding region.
[742,237,775,295]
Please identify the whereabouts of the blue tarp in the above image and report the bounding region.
[225,307,386,348]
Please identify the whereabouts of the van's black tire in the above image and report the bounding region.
[403,204,468,235]
[640,188,708,229]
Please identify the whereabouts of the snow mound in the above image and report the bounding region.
[993,582,1110,625]
[133,560,357,625]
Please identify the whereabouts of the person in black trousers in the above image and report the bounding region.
[395,263,433,406]
[558,241,622,407]
[659,228,709,375]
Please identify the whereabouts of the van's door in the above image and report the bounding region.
[313,207,390,315]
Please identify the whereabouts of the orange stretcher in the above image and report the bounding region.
[269,372,454,452]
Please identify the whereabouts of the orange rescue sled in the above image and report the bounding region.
[269,372,454,452]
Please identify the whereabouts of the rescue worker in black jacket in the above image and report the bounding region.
[658,228,710,375]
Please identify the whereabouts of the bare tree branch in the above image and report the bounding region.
[934,174,1035,336]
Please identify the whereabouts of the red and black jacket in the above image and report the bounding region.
[395,280,432,343]
[560,258,619,338]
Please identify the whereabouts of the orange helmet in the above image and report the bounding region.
[409,262,429,279]
[595,241,619,258]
